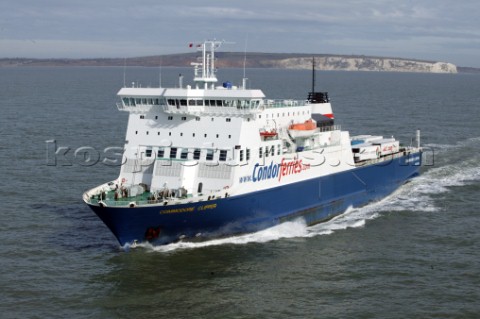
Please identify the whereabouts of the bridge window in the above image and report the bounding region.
[240,150,244,161]
[157,148,165,158]
[180,149,188,159]
[193,149,201,160]
[259,147,263,158]
[170,147,177,159]
[219,150,227,161]
[206,149,214,161]
[246,148,250,160]
[145,149,152,157]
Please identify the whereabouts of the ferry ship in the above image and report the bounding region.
[83,40,422,246]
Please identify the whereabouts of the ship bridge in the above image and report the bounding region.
[161,87,265,116]
[116,86,266,116]
[116,87,165,113]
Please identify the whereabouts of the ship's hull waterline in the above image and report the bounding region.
[88,153,421,246]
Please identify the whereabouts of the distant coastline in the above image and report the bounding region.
[1,52,477,73]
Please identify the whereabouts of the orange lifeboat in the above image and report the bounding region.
[260,130,278,138]
[289,119,317,131]
[288,119,318,138]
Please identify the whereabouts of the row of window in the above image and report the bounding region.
[139,112,309,122]
[143,144,281,162]
[123,97,162,106]
[259,144,281,158]
[135,130,232,139]
[166,99,260,108]
[144,147,251,162]
[258,110,309,119]
[140,115,233,122]
[121,97,261,108]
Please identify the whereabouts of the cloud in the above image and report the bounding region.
[0,0,479,66]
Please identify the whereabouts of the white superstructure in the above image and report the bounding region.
[86,40,410,207]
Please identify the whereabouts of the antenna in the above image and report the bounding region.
[311,56,316,94]
[191,40,229,89]
[158,56,163,88]
[416,129,421,148]
[123,57,127,87]
[242,35,249,89]
[243,35,248,79]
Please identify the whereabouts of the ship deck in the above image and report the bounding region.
[91,189,193,207]
[90,189,151,206]
[85,184,227,208]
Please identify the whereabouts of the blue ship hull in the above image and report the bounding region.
[88,153,421,246]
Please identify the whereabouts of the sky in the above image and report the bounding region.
[1,0,479,67]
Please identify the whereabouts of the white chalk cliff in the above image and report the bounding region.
[273,57,457,73]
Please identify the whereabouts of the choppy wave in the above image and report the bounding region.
[136,138,480,253]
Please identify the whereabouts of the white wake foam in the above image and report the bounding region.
[137,219,309,253]
[138,205,381,253]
